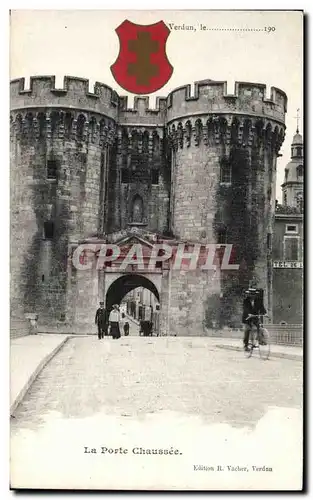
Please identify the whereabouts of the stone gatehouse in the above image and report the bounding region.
[10,76,287,335]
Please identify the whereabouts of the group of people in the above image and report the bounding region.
[95,288,267,347]
[95,302,129,340]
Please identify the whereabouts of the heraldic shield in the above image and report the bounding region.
[110,20,173,95]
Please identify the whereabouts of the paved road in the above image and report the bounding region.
[11,335,302,427]
[11,336,303,490]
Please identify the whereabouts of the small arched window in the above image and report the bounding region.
[131,195,144,223]
[220,159,232,185]
[296,192,303,213]
[151,170,159,185]
[121,168,129,183]
[283,192,287,206]
[47,159,58,180]
[44,221,54,240]
[297,165,303,179]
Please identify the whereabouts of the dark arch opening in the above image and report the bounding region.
[105,274,160,313]
[131,194,144,223]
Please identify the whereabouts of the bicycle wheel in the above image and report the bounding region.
[258,327,270,360]
[244,331,254,358]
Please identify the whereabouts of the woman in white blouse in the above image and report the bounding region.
[108,304,121,339]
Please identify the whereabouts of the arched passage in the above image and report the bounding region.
[105,274,160,312]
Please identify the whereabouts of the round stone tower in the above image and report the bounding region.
[10,76,118,325]
[166,80,287,324]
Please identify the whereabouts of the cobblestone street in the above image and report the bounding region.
[11,335,303,490]
[11,336,302,428]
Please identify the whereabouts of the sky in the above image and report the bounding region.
[10,10,303,201]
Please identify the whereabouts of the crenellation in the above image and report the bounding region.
[118,94,167,125]
[166,80,287,125]
[11,76,119,120]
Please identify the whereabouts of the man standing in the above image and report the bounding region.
[95,301,106,340]
[154,304,160,337]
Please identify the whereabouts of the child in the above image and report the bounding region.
[121,313,130,336]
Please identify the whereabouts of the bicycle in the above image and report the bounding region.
[244,314,271,360]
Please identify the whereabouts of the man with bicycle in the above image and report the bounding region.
[242,288,267,351]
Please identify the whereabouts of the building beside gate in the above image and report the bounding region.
[273,129,303,324]
[10,76,287,336]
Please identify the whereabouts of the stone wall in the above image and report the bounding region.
[168,268,221,336]
[10,76,288,335]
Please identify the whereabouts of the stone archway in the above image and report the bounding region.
[105,273,160,312]
[105,273,161,336]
